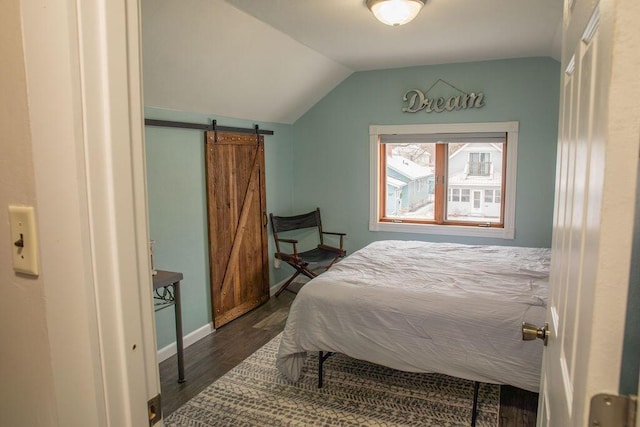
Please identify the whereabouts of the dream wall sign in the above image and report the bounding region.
[402,79,485,113]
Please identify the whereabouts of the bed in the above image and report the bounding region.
[276,240,551,393]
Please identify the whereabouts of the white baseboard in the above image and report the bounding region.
[157,322,215,363]
[158,279,304,362]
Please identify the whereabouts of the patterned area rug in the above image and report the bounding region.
[165,334,499,426]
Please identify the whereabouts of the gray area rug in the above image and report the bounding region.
[165,334,499,426]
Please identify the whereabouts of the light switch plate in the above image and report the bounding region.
[8,205,39,276]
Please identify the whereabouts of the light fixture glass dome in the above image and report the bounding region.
[367,0,426,26]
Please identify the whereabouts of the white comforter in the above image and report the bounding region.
[276,240,551,392]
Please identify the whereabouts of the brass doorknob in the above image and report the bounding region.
[522,322,549,346]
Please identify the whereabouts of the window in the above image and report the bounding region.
[381,137,503,224]
[460,189,471,203]
[468,152,491,176]
[370,122,518,239]
[484,189,502,203]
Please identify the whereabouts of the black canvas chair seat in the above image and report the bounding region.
[296,247,340,264]
[270,208,346,297]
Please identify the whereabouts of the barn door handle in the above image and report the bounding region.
[263,212,268,227]
[522,322,549,346]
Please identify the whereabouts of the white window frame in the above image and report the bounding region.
[369,121,518,239]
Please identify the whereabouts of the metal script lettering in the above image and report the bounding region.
[402,88,486,113]
[402,89,425,113]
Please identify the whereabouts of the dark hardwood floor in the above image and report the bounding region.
[159,290,538,425]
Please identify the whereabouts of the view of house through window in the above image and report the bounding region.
[370,122,517,239]
[381,135,506,226]
[384,142,436,220]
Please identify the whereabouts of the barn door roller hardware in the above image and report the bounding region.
[144,118,274,135]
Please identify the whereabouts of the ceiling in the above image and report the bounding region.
[225,0,563,71]
[141,0,563,124]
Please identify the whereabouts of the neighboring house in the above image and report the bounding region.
[447,143,503,220]
[386,143,501,220]
[386,152,434,216]
[385,175,407,216]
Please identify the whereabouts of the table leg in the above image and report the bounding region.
[173,281,185,383]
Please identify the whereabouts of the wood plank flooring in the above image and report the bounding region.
[159,291,538,425]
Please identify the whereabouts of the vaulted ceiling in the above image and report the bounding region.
[141,0,562,124]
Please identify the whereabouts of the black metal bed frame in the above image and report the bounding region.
[318,351,482,427]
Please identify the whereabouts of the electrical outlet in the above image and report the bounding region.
[274,258,281,269]
[8,205,39,276]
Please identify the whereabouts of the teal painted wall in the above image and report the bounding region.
[146,57,560,350]
[145,107,294,349]
[291,57,560,252]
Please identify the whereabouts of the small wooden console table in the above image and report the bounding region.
[152,270,185,383]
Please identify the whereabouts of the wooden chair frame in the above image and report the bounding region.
[269,208,346,297]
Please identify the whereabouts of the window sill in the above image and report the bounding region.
[369,221,515,239]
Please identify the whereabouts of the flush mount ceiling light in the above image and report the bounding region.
[366,0,426,26]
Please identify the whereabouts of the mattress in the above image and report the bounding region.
[276,240,551,392]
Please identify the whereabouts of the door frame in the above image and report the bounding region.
[22,0,159,425]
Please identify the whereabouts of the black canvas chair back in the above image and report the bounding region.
[271,210,321,241]
[270,208,346,297]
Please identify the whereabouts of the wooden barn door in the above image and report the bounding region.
[205,131,269,328]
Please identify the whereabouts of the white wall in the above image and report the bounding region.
[0,0,57,425]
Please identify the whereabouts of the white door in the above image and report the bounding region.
[539,0,640,425]
[472,190,482,213]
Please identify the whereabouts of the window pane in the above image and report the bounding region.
[446,142,504,223]
[383,143,435,220]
